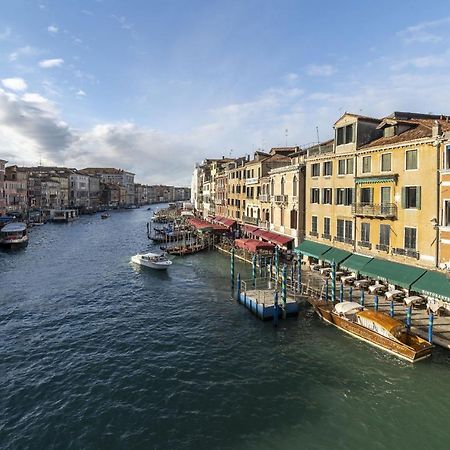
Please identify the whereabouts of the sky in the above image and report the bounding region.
[1,0,450,185]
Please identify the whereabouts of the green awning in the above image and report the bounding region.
[340,254,373,273]
[355,175,397,184]
[411,271,450,302]
[359,258,427,289]
[295,240,331,259]
[321,247,352,264]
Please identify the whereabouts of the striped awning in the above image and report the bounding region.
[355,175,397,184]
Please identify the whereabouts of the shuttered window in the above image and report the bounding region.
[401,186,421,209]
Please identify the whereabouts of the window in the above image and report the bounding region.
[324,217,331,236]
[290,210,297,229]
[402,186,421,209]
[445,145,450,170]
[338,159,346,175]
[346,158,354,174]
[406,149,418,170]
[361,223,370,243]
[381,153,392,172]
[281,177,285,195]
[311,216,318,234]
[360,187,373,204]
[310,188,320,203]
[379,224,390,246]
[337,219,344,238]
[444,200,450,226]
[322,188,332,204]
[293,175,297,197]
[270,179,274,196]
[280,208,284,226]
[380,187,391,204]
[362,156,371,173]
[336,188,354,206]
[323,161,332,176]
[337,124,354,145]
[345,220,353,241]
[404,227,417,250]
[311,163,320,177]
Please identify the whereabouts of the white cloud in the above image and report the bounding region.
[47,25,58,34]
[283,73,299,82]
[0,27,11,40]
[398,17,450,44]
[306,64,336,77]
[76,90,86,97]
[111,14,133,30]
[391,54,448,71]
[1,78,28,92]
[39,58,64,68]
[9,45,39,62]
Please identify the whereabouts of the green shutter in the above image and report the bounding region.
[416,186,421,210]
[401,187,406,209]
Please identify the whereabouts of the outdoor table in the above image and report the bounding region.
[369,284,387,294]
[354,279,371,289]
[385,289,405,301]
[341,275,356,285]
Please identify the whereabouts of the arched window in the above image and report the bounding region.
[293,175,297,197]
[270,179,274,196]
[281,177,285,196]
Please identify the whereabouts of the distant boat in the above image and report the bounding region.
[101,213,110,219]
[131,252,172,270]
[0,222,28,249]
[312,300,433,362]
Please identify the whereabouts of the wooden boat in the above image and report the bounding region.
[312,300,432,362]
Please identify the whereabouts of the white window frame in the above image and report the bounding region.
[380,152,392,173]
[362,156,371,174]
[404,226,418,250]
[405,148,419,171]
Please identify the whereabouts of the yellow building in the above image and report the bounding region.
[225,157,247,221]
[439,139,450,268]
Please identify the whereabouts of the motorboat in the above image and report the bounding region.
[131,252,172,270]
[101,213,110,219]
[312,300,432,362]
[0,222,28,248]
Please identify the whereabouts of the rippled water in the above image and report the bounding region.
[1,207,450,450]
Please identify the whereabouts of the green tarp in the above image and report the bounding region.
[295,240,331,259]
[359,258,427,289]
[411,271,450,302]
[321,247,352,264]
[340,254,373,273]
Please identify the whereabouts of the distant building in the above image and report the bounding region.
[0,159,6,215]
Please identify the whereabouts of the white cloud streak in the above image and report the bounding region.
[1,78,28,92]
[306,64,336,77]
[47,25,58,34]
[39,58,64,68]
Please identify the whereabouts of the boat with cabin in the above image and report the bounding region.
[50,209,79,223]
[0,222,28,248]
[130,252,172,270]
[101,213,110,219]
[312,300,432,362]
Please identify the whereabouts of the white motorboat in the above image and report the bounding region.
[0,222,28,248]
[131,252,172,270]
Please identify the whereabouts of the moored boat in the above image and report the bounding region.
[130,252,172,270]
[101,213,110,219]
[312,300,433,362]
[0,222,29,249]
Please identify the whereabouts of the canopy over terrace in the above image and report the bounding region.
[186,217,228,233]
[235,238,275,253]
[252,229,294,249]
[213,216,237,228]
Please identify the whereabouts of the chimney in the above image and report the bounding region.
[432,120,442,137]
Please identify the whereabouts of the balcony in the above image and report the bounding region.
[352,203,397,218]
[274,194,288,204]
[245,177,259,186]
[393,248,420,259]
[259,194,270,202]
[334,236,354,245]
[321,233,331,240]
[259,220,270,230]
[376,243,390,252]
[243,215,259,225]
[357,240,372,249]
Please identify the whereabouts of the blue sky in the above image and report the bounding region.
[1,0,450,184]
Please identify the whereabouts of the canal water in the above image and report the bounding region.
[1,207,450,450]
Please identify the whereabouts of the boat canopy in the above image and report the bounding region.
[356,310,404,336]
[295,240,331,259]
[334,301,363,315]
[1,222,27,232]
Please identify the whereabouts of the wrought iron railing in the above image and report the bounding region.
[243,215,258,225]
[351,203,397,218]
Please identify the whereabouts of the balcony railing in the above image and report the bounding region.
[393,248,420,259]
[352,203,397,218]
[357,240,372,249]
[245,177,259,185]
[259,220,270,230]
[259,194,270,202]
[274,194,288,204]
[376,243,390,252]
[243,215,259,225]
[334,236,354,245]
[321,233,331,240]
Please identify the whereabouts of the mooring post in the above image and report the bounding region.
[360,288,365,306]
[349,285,353,303]
[273,290,279,327]
[258,254,262,277]
[325,278,329,303]
[297,253,302,294]
[290,264,294,292]
[252,254,257,288]
[428,311,434,343]
[230,247,235,296]
[282,265,287,319]
[390,299,394,317]
[269,256,273,281]
[275,247,279,284]
[331,260,336,304]
[374,294,379,311]
[237,273,241,303]
[406,305,412,332]
[339,281,344,303]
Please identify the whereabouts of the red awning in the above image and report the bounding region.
[235,238,274,253]
[261,231,293,246]
[219,218,236,228]
[252,229,267,238]
[242,225,259,234]
[187,217,228,232]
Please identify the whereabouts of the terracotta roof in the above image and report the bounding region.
[334,112,381,125]
[80,168,135,175]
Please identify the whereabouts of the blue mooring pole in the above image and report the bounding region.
[349,285,353,303]
[428,311,434,343]
[237,273,241,303]
[374,294,379,311]
[230,247,235,295]
[273,290,279,327]
[275,247,279,283]
[252,254,257,288]
[339,281,344,303]
[325,278,329,303]
[282,265,287,308]
[297,254,302,295]
[360,288,365,306]
[406,305,412,332]
[331,260,336,304]
[390,299,394,317]
[290,264,294,292]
